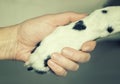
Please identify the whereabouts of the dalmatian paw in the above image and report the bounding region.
[25,6,120,74]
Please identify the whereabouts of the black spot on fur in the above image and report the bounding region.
[44,56,51,67]
[102,10,108,14]
[73,20,86,30]
[31,42,41,53]
[27,67,33,71]
[107,26,114,33]
[35,70,47,74]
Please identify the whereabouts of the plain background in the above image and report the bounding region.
[0,0,120,84]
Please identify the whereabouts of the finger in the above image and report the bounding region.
[48,59,67,76]
[81,41,96,52]
[51,53,79,71]
[53,12,87,26]
[62,47,91,63]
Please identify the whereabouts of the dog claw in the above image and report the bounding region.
[27,67,33,71]
[35,70,47,74]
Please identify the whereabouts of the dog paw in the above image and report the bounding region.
[25,6,120,74]
[25,43,52,73]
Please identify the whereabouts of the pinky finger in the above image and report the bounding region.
[48,59,67,76]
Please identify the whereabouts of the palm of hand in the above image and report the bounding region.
[16,15,57,61]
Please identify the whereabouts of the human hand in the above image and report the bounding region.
[16,12,87,61]
[15,12,96,76]
[48,41,96,76]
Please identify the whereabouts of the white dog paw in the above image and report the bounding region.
[25,6,120,74]
[25,44,51,74]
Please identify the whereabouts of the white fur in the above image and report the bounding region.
[25,6,120,73]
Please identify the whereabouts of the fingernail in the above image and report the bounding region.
[86,55,91,62]
[81,54,91,63]
[83,46,91,51]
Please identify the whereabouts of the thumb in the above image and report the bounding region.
[52,12,87,26]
